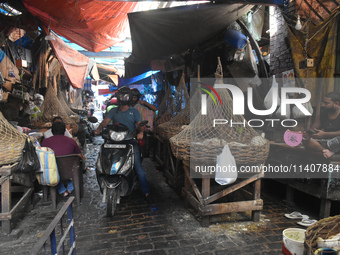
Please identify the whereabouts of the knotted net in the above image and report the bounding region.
[35,86,78,134]
[157,88,201,141]
[170,74,270,165]
[58,92,80,123]
[0,112,27,166]
[71,91,84,110]
[154,73,190,138]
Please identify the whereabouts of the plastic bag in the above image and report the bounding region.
[17,138,41,173]
[264,75,279,110]
[35,147,60,186]
[292,102,313,119]
[215,144,238,185]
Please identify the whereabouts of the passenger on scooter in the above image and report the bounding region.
[130,88,157,157]
[131,88,157,112]
[94,86,153,204]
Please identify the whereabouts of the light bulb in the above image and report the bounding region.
[295,15,302,30]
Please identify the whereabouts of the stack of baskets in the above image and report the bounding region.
[169,77,270,165]
[304,215,340,254]
[0,112,27,166]
[157,89,201,141]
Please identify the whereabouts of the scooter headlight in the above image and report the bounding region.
[119,153,133,175]
[109,130,128,141]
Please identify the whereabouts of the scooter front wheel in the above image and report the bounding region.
[106,188,120,217]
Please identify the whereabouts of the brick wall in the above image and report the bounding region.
[269,3,296,78]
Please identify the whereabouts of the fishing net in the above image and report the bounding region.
[34,85,78,134]
[154,84,173,121]
[71,90,84,110]
[58,91,80,123]
[170,66,270,165]
[154,73,190,137]
[157,88,201,141]
[0,112,27,166]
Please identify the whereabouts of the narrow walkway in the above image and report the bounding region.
[1,135,323,255]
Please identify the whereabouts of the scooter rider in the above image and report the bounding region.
[94,86,153,204]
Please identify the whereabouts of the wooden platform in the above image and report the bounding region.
[0,163,34,234]
[182,161,263,227]
[267,143,340,219]
[154,136,184,193]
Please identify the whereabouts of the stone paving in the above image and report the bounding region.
[0,137,331,255]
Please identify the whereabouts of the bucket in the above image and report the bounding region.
[282,228,306,255]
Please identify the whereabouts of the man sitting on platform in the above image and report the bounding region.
[43,116,72,139]
[303,92,340,158]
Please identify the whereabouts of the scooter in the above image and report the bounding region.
[95,121,148,217]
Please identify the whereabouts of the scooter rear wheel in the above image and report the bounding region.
[106,188,119,217]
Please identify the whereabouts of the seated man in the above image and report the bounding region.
[43,116,72,139]
[42,121,85,197]
[303,92,340,158]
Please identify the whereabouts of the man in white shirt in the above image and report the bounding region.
[43,117,72,139]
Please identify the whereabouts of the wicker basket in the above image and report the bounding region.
[0,112,28,166]
[170,135,270,165]
[304,215,340,255]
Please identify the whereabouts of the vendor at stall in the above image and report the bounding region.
[303,92,340,158]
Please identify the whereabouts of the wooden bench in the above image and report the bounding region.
[0,163,34,234]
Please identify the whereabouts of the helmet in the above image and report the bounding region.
[131,88,141,100]
[110,97,118,105]
[116,86,131,105]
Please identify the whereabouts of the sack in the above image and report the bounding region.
[17,138,41,173]
[215,144,238,185]
[35,147,60,186]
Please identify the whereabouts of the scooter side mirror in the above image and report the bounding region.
[88,116,98,123]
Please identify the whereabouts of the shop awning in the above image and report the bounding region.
[125,3,253,77]
[22,0,138,52]
[47,32,89,89]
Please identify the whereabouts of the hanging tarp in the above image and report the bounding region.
[22,0,138,52]
[125,3,252,77]
[286,11,339,105]
[47,32,89,89]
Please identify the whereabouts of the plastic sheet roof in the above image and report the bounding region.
[22,0,138,52]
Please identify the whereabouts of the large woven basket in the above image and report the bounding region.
[0,112,28,166]
[304,215,340,254]
[170,132,270,165]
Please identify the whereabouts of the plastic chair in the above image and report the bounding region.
[55,154,84,206]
